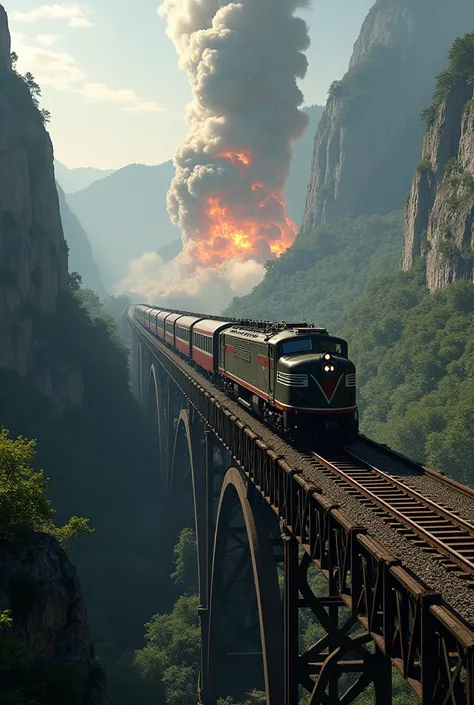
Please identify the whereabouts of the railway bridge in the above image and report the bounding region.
[126,310,474,705]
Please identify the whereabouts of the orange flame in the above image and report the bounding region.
[217,150,252,167]
[183,149,297,268]
[185,192,296,266]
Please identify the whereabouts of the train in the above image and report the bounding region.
[132,304,358,446]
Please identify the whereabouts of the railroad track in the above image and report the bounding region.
[308,448,474,586]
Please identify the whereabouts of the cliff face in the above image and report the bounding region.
[57,183,106,297]
[0,529,109,704]
[301,0,474,233]
[403,75,474,290]
[0,6,82,405]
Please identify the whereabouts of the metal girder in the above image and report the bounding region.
[130,319,474,705]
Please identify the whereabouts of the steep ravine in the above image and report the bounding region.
[0,6,108,702]
[402,33,474,290]
[0,5,82,407]
[301,0,474,232]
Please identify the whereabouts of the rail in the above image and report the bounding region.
[309,449,474,580]
[129,312,474,702]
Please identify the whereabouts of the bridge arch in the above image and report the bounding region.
[169,409,208,607]
[146,364,165,465]
[207,467,283,705]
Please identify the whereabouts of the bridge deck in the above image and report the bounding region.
[132,314,474,628]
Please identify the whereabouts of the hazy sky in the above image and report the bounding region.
[5,0,374,170]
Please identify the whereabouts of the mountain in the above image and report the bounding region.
[157,236,183,262]
[56,182,106,296]
[402,32,474,291]
[0,7,82,407]
[284,104,325,225]
[0,6,110,701]
[54,159,115,194]
[302,0,474,232]
[67,162,181,287]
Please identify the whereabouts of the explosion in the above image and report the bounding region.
[120,0,310,312]
[160,0,310,269]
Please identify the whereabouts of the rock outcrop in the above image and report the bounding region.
[301,0,474,233]
[57,183,106,297]
[0,5,82,406]
[0,528,109,704]
[402,35,474,290]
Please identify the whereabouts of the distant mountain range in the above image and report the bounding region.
[56,183,106,297]
[56,105,324,289]
[65,162,181,288]
[54,160,115,194]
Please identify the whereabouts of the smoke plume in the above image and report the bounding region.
[121,0,310,311]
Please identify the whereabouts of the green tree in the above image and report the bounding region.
[134,594,200,705]
[170,528,197,595]
[0,428,91,546]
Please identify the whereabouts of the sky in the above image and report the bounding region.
[4,0,374,170]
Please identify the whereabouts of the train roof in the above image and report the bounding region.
[165,312,184,324]
[175,315,205,329]
[193,319,234,335]
[157,310,172,321]
[224,325,346,346]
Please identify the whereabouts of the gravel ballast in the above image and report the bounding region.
[139,329,474,626]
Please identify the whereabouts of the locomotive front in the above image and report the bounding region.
[273,328,358,445]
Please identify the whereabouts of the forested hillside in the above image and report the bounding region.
[227,23,474,488]
[226,212,402,332]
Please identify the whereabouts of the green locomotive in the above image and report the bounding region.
[218,323,358,445]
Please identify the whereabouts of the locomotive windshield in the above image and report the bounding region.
[281,337,347,356]
[282,338,313,354]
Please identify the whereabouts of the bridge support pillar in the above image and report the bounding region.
[284,536,299,705]
[198,429,217,705]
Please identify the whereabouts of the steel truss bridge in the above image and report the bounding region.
[126,312,474,705]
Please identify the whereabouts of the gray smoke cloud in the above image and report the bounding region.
[158,0,310,266]
[119,0,310,313]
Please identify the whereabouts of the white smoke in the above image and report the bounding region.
[117,252,265,314]
[120,0,310,313]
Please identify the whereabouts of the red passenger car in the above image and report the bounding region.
[175,315,204,357]
[191,319,233,372]
[156,310,171,340]
[165,312,184,346]
[149,308,162,337]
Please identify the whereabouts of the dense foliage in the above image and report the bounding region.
[0,428,90,545]
[226,208,474,487]
[226,212,402,334]
[8,52,50,125]
[0,433,101,705]
[421,32,474,126]
[0,279,162,651]
[340,268,474,486]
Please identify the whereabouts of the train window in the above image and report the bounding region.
[282,339,313,355]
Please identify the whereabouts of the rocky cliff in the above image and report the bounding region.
[0,528,109,704]
[301,0,474,232]
[57,183,106,297]
[402,33,474,290]
[0,5,82,405]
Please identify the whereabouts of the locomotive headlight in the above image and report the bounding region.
[323,353,331,361]
[323,363,336,373]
